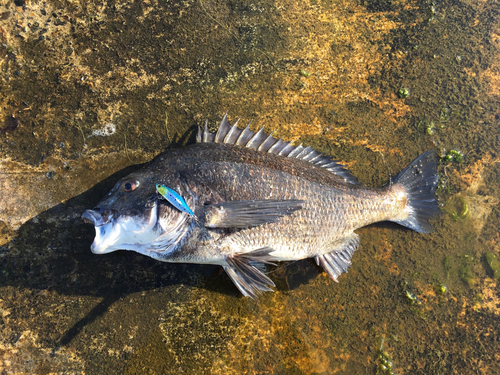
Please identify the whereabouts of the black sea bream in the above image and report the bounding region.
[82,114,440,298]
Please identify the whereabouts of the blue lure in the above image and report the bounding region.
[156,183,194,216]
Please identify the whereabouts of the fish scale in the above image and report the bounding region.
[82,113,440,298]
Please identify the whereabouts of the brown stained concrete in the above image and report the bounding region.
[1,0,500,373]
[0,152,147,236]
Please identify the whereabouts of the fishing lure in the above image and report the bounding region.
[156,183,194,216]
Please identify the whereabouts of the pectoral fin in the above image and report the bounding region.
[205,199,304,228]
[315,234,359,282]
[224,247,278,298]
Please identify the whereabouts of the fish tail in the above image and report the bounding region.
[390,150,440,233]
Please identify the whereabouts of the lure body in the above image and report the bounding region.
[156,183,194,216]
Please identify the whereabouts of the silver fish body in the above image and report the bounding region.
[82,114,440,298]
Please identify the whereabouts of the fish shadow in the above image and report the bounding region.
[0,162,216,347]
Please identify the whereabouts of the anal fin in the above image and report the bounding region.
[315,234,359,282]
[224,247,278,298]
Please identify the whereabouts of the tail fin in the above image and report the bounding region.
[391,150,440,233]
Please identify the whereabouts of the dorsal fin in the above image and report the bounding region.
[197,114,359,184]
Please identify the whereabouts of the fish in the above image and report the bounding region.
[156,183,194,216]
[82,113,440,298]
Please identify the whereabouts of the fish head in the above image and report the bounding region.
[82,171,195,258]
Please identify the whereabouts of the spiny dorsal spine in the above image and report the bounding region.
[197,112,359,184]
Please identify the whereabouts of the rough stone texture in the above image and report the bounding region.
[1,0,500,373]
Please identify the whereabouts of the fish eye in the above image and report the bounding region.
[122,179,139,192]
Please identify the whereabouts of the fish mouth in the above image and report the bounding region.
[82,208,118,254]
[82,203,161,255]
[82,208,114,227]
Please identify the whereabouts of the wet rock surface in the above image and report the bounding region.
[1,0,500,373]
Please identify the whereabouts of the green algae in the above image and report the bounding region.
[300,70,311,78]
[377,338,395,375]
[398,87,409,98]
[485,252,500,279]
[458,256,476,287]
[444,196,469,221]
[443,149,464,163]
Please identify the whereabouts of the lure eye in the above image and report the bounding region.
[122,179,139,192]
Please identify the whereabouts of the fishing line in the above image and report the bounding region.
[124,133,134,164]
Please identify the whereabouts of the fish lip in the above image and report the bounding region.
[82,210,98,224]
[81,209,114,227]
